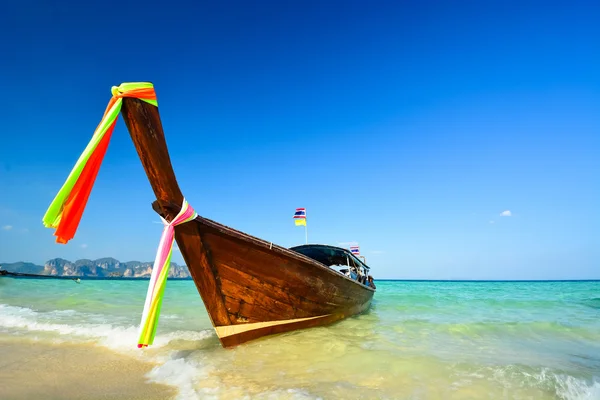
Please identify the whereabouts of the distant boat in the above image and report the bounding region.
[0,269,82,283]
[44,83,376,348]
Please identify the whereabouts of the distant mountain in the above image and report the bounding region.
[0,258,191,278]
[0,261,45,275]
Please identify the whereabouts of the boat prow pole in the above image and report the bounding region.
[119,94,230,330]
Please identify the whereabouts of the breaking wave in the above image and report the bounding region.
[0,304,214,352]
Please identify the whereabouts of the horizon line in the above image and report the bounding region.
[1,260,598,282]
[1,275,598,283]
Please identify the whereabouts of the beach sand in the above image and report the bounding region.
[0,338,176,400]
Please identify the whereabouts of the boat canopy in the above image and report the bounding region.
[290,244,370,272]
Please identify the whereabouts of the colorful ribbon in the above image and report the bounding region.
[41,82,198,348]
[42,82,157,244]
[137,198,198,348]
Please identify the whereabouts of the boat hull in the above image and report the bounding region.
[176,211,375,347]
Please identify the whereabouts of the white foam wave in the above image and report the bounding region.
[147,358,214,400]
[0,303,214,353]
[511,367,600,400]
[253,388,322,400]
[460,365,600,400]
[51,309,78,315]
[147,356,322,400]
[555,375,600,400]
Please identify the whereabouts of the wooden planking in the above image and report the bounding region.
[200,226,375,331]
[220,276,304,321]
[201,229,373,306]
[223,296,261,324]
[217,262,339,316]
[215,249,366,309]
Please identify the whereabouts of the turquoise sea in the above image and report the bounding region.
[0,278,599,399]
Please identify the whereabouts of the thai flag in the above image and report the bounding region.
[293,208,306,219]
[294,208,306,226]
[350,245,360,255]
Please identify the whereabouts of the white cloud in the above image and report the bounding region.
[20,228,29,233]
[489,220,495,224]
[80,244,88,249]
[499,210,512,217]
[2,225,12,231]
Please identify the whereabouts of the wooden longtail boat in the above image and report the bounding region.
[120,93,376,347]
[61,85,375,348]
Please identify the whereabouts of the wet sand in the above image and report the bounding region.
[0,339,176,400]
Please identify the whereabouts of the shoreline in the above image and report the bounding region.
[0,337,176,400]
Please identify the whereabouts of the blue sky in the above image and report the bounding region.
[1,1,598,279]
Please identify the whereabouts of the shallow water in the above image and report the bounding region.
[1,278,599,399]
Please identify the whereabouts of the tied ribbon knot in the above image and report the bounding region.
[42,82,157,244]
[137,199,198,348]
